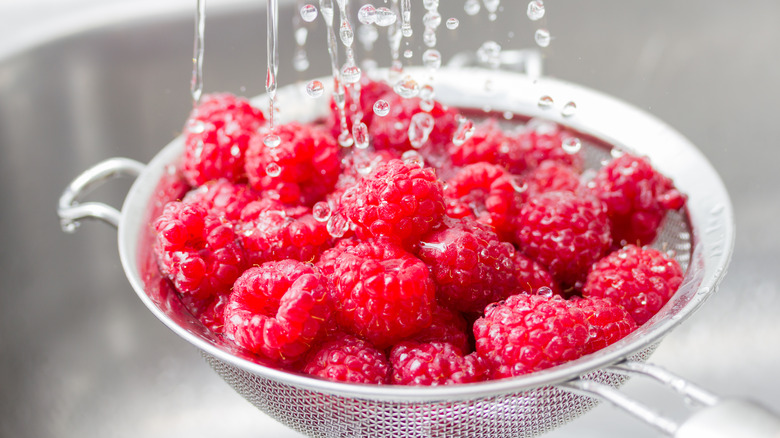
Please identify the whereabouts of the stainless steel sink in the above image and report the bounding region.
[1,1,779,437]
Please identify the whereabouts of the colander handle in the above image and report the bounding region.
[562,360,780,438]
[58,157,146,231]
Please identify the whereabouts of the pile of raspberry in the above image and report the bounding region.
[151,79,687,386]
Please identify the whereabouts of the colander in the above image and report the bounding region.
[57,66,779,438]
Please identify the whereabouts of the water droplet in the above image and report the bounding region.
[503,111,514,120]
[266,162,282,177]
[295,27,309,46]
[535,28,551,47]
[538,95,554,108]
[358,4,377,25]
[419,84,435,102]
[394,76,420,98]
[452,117,475,146]
[527,0,545,21]
[402,24,413,37]
[300,4,318,22]
[538,286,554,297]
[60,219,80,233]
[423,28,437,47]
[326,213,350,238]
[374,7,397,26]
[417,50,441,71]
[404,49,414,59]
[340,21,354,46]
[352,122,370,149]
[187,120,206,134]
[510,176,528,193]
[610,148,625,159]
[338,130,354,147]
[312,202,332,222]
[477,41,502,69]
[588,325,600,339]
[562,137,582,154]
[230,145,241,157]
[264,134,281,148]
[483,0,500,15]
[402,150,425,168]
[464,0,481,16]
[408,112,435,148]
[341,63,362,84]
[305,80,324,97]
[423,0,439,11]
[373,99,390,116]
[561,101,578,117]
[423,11,442,28]
[446,18,459,30]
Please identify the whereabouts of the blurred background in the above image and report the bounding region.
[1,0,778,437]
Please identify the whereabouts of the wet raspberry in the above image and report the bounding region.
[181,93,266,186]
[499,119,583,174]
[302,334,390,384]
[182,179,257,222]
[406,304,471,355]
[416,217,518,314]
[179,292,230,334]
[514,191,612,287]
[390,341,488,386]
[238,201,332,266]
[224,260,333,363]
[443,162,522,238]
[572,297,637,354]
[330,239,436,348]
[583,244,683,325]
[474,294,590,378]
[447,118,511,167]
[245,121,341,205]
[329,77,394,140]
[154,201,247,299]
[513,252,562,297]
[342,159,445,246]
[522,161,582,197]
[589,153,686,246]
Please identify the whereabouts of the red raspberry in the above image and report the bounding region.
[181,93,266,186]
[154,202,247,299]
[474,294,590,378]
[368,90,459,152]
[330,239,436,348]
[245,121,341,205]
[179,292,230,334]
[499,119,583,174]
[447,118,511,167]
[513,252,562,297]
[341,159,445,245]
[390,341,488,386]
[416,217,518,314]
[514,191,612,287]
[583,244,683,325]
[302,334,390,384]
[406,304,471,355]
[572,297,637,354]
[588,153,686,246]
[443,162,522,239]
[238,201,332,266]
[223,260,333,363]
[182,179,257,222]
[522,161,582,197]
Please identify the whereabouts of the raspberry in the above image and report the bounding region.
[499,119,583,174]
[302,334,390,384]
[474,294,590,378]
[179,292,230,334]
[513,252,562,297]
[406,304,471,355]
[572,297,637,354]
[583,244,683,325]
[589,153,686,246]
[416,217,518,314]
[341,159,445,245]
[238,201,332,266]
[443,162,522,238]
[223,260,333,363]
[390,341,488,385]
[368,90,459,152]
[447,118,511,167]
[182,179,257,222]
[514,191,612,287]
[522,161,581,197]
[154,201,247,299]
[245,121,341,205]
[330,239,436,348]
[181,93,266,186]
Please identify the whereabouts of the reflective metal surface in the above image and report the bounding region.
[1,1,779,437]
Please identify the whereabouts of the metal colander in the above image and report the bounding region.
[60,67,753,437]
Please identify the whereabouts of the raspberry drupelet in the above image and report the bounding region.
[302,333,390,384]
[390,341,488,385]
[223,260,333,364]
[572,296,637,354]
[181,93,266,186]
[513,251,562,297]
[499,118,583,174]
[182,179,258,223]
[405,304,471,355]
[583,244,684,325]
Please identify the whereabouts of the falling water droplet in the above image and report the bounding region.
[338,130,354,147]
[305,80,325,97]
[358,4,377,24]
[394,76,420,98]
[339,21,354,46]
[293,48,310,71]
[527,0,545,21]
[264,134,282,148]
[446,18,459,30]
[373,99,390,116]
[300,4,318,22]
[562,137,582,154]
[402,150,425,168]
[312,202,332,222]
[538,95,554,108]
[375,7,398,26]
[464,0,481,16]
[483,0,500,21]
[353,122,370,149]
[477,41,502,69]
[452,117,475,146]
[408,112,435,148]
[423,0,439,10]
[266,162,282,177]
[422,49,442,69]
[561,101,578,117]
[423,11,442,28]
[404,49,414,58]
[341,62,362,84]
[535,28,551,47]
[423,28,437,47]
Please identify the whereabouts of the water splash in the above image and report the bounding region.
[300,4,318,22]
[190,0,206,106]
[527,0,545,21]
